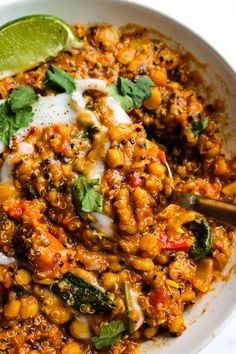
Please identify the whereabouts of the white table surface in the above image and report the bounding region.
[0,0,235,353]
[127,1,236,353]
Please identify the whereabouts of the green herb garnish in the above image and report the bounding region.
[51,272,114,314]
[191,118,208,137]
[0,85,38,147]
[9,85,38,111]
[82,125,100,140]
[44,64,76,94]
[108,77,153,111]
[123,282,134,334]
[73,175,103,213]
[92,320,126,350]
[189,218,211,260]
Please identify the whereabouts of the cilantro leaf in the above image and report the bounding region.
[82,125,100,140]
[9,85,38,111]
[73,175,103,213]
[108,84,134,111]
[189,218,211,260]
[44,65,76,94]
[12,107,34,133]
[118,77,135,96]
[0,85,37,147]
[109,76,153,111]
[131,77,153,107]
[91,321,126,350]
[191,118,208,137]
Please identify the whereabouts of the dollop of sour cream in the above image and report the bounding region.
[72,79,107,112]
[105,96,131,125]
[0,78,132,183]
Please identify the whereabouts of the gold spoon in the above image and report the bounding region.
[170,189,236,226]
[165,162,236,226]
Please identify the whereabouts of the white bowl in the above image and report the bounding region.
[0,1,235,353]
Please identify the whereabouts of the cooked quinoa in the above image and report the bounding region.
[0,23,235,354]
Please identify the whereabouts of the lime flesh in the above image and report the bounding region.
[0,15,82,80]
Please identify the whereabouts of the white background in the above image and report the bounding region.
[126,1,236,353]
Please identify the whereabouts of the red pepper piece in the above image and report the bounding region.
[157,232,191,250]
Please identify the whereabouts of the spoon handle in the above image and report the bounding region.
[171,190,236,226]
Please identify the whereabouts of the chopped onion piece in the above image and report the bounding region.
[0,252,16,265]
[130,289,145,331]
[0,141,4,154]
[87,158,105,180]
[91,212,114,238]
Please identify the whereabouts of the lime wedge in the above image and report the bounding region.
[0,15,83,80]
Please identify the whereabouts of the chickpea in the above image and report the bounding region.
[139,233,158,254]
[4,299,20,319]
[147,162,166,177]
[193,258,214,293]
[119,234,140,254]
[0,183,20,203]
[118,270,130,283]
[3,270,13,288]
[144,327,158,339]
[167,82,182,91]
[206,145,221,158]
[181,287,196,303]
[155,253,169,265]
[199,134,222,157]
[95,26,120,47]
[14,269,32,286]
[19,296,39,320]
[70,318,91,340]
[108,124,134,142]
[34,285,71,324]
[143,87,162,110]
[102,272,118,290]
[128,56,146,74]
[71,267,98,286]
[117,47,135,65]
[130,257,154,271]
[222,181,236,196]
[150,68,167,86]
[214,156,227,176]
[158,49,179,70]
[110,264,124,274]
[168,314,186,336]
[106,149,123,168]
[62,341,83,354]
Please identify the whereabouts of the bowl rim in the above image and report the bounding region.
[0,1,236,353]
[1,0,235,80]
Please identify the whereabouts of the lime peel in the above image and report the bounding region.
[0,14,83,80]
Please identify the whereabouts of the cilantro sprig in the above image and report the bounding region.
[91,320,126,350]
[108,76,153,111]
[44,64,76,94]
[191,117,208,137]
[0,85,38,147]
[72,175,103,213]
